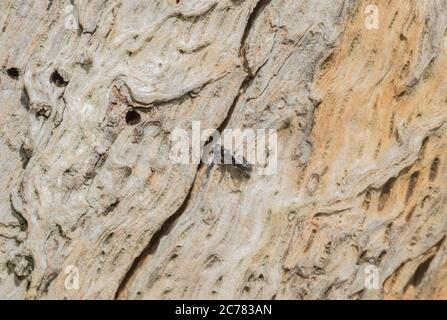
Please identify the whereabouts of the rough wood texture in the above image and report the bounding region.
[1,0,447,300]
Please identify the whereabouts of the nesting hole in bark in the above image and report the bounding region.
[20,88,30,110]
[429,157,440,181]
[405,171,420,203]
[408,256,435,288]
[125,110,141,125]
[50,70,68,87]
[7,67,20,79]
[378,177,395,211]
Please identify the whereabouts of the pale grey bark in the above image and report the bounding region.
[1,0,447,300]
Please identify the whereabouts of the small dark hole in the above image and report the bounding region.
[429,157,440,181]
[7,67,20,79]
[408,256,434,288]
[50,70,68,87]
[125,110,141,125]
[20,88,30,110]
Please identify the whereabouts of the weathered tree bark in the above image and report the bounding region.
[1,0,447,299]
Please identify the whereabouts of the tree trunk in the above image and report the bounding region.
[1,0,447,299]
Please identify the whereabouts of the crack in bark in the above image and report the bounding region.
[114,0,273,299]
[384,235,446,294]
[239,0,272,76]
[215,0,272,135]
[114,171,199,299]
[254,24,313,100]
